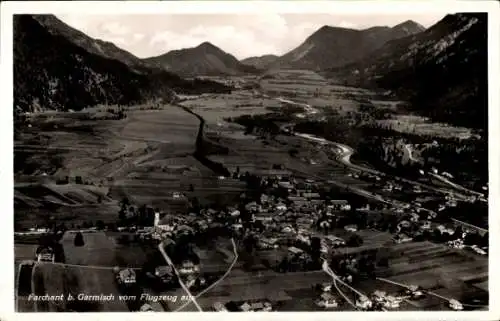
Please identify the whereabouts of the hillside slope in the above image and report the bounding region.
[327,13,487,130]
[32,15,155,73]
[14,15,230,113]
[273,20,425,70]
[240,54,279,69]
[144,42,261,77]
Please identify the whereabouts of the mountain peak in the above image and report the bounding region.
[276,20,420,70]
[145,41,259,77]
[194,41,226,55]
[307,24,360,43]
[328,13,486,129]
[317,25,332,32]
[197,41,218,49]
[393,20,425,33]
[315,24,356,34]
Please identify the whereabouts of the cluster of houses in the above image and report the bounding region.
[116,173,367,287]
[131,212,199,241]
[371,290,404,309]
[387,208,488,255]
[242,193,355,259]
[103,168,487,310]
[238,300,274,312]
[313,281,429,311]
[213,299,274,312]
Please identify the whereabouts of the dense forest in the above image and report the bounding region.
[231,110,487,189]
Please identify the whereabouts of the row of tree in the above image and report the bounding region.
[118,197,156,226]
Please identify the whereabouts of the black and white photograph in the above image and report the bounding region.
[2,0,499,318]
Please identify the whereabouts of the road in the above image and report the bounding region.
[14,144,99,152]
[322,260,369,310]
[276,97,479,202]
[404,144,484,198]
[158,241,203,311]
[291,161,393,206]
[20,260,142,271]
[322,261,357,309]
[428,172,484,197]
[376,277,487,309]
[276,97,319,115]
[325,139,470,200]
[274,97,479,239]
[404,144,419,163]
[174,238,238,312]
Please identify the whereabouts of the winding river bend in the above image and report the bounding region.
[273,97,482,202]
[177,93,482,209]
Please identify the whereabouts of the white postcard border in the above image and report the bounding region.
[1,1,499,320]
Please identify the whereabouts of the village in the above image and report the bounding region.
[18,164,489,312]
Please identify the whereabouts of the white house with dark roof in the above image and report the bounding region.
[329,200,351,211]
[36,246,55,262]
[117,268,137,284]
[288,246,304,256]
[302,192,321,199]
[178,260,199,275]
[239,302,252,312]
[275,202,287,211]
[324,235,346,247]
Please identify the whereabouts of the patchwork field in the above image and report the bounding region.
[15,183,111,208]
[28,263,128,312]
[376,241,488,310]
[206,130,336,178]
[178,269,334,311]
[16,106,198,178]
[14,244,39,291]
[330,229,393,256]
[15,104,238,228]
[15,202,121,231]
[377,115,478,140]
[259,69,478,142]
[180,90,277,127]
[260,70,380,114]
[15,230,155,312]
[60,231,150,268]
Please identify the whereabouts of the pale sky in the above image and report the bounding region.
[57,14,446,60]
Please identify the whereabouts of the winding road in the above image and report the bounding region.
[376,277,487,309]
[429,172,484,197]
[276,97,320,115]
[158,241,203,311]
[174,238,238,312]
[322,260,366,310]
[275,97,479,202]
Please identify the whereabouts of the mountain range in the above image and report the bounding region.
[326,13,487,130]
[268,20,425,70]
[152,20,425,74]
[14,15,230,113]
[14,13,487,131]
[144,42,261,77]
